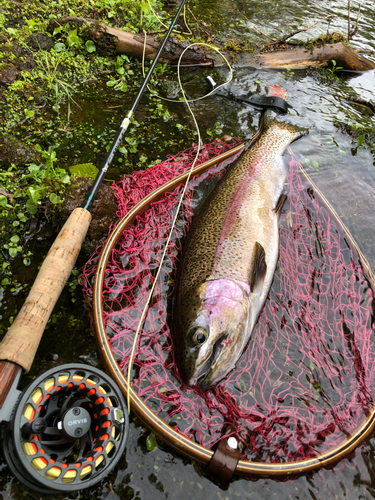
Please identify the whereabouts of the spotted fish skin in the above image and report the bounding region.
[173,90,306,388]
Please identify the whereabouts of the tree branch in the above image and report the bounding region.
[242,16,277,42]
[349,1,361,40]
[269,14,336,46]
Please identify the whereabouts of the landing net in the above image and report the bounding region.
[81,138,375,463]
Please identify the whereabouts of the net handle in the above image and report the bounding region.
[92,145,375,476]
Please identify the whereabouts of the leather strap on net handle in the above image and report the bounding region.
[206,426,242,488]
[0,208,92,373]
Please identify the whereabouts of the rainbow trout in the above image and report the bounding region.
[172,86,306,389]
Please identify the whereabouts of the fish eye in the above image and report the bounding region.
[192,328,208,346]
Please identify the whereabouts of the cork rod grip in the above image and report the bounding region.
[0,208,92,373]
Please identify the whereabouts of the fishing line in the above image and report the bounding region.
[144,0,193,36]
[140,34,234,103]
[126,8,266,411]
[126,41,207,412]
[125,7,235,412]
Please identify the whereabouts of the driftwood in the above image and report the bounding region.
[50,17,211,65]
[207,42,375,71]
[257,42,375,71]
[51,17,375,71]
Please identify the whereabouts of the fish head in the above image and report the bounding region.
[174,279,250,389]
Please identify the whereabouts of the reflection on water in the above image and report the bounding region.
[195,0,375,52]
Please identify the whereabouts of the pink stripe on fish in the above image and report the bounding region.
[213,156,264,263]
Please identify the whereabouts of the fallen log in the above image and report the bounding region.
[50,18,375,71]
[209,42,375,71]
[258,43,375,71]
[50,17,211,65]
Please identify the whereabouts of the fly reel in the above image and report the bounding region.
[1,364,129,494]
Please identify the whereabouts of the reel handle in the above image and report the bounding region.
[0,208,91,375]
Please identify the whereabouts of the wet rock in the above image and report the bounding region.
[0,134,37,167]
[0,63,19,84]
[0,45,36,84]
[26,33,54,52]
[55,178,117,255]
[0,43,23,57]
[4,13,26,29]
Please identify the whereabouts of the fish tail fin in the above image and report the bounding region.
[263,113,309,143]
[261,86,308,141]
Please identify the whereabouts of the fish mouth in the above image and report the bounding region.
[195,333,228,389]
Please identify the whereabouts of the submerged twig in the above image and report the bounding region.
[188,7,212,39]
[345,96,375,113]
[242,15,277,42]
[349,0,361,40]
[270,14,335,45]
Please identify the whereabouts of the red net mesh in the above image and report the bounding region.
[81,138,375,463]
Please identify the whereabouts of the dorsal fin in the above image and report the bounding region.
[250,242,267,293]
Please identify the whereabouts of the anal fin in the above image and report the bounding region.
[250,242,267,293]
[274,193,287,214]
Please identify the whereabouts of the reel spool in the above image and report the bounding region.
[1,364,129,494]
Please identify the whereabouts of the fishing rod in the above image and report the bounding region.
[0,0,187,494]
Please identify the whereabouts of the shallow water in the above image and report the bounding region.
[2,0,375,499]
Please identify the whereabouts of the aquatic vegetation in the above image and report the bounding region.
[22,144,70,214]
[321,59,344,81]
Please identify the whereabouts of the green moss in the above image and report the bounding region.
[302,32,347,52]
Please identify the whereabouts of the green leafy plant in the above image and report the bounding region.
[66,28,82,49]
[206,121,222,137]
[85,40,96,53]
[322,59,343,80]
[357,134,365,147]
[106,55,132,92]
[0,167,33,263]
[5,235,23,259]
[69,163,99,179]
[91,0,164,31]
[24,47,83,120]
[22,145,70,214]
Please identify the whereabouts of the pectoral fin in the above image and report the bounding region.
[250,242,267,293]
[274,193,287,214]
